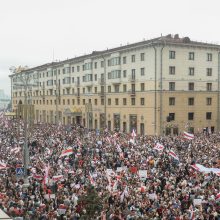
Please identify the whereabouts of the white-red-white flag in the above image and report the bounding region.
[131,129,136,139]
[59,148,73,157]
[168,150,179,161]
[0,162,7,170]
[89,172,96,186]
[52,175,64,182]
[154,143,164,151]
[183,131,194,140]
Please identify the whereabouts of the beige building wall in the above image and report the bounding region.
[10,35,220,135]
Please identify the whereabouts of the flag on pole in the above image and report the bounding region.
[131,129,137,139]
[183,131,194,140]
[153,143,164,151]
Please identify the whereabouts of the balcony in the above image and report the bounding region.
[83,80,93,87]
[127,90,136,96]
[128,76,136,82]
[98,91,105,97]
[74,82,80,87]
[98,78,105,85]
[110,78,121,85]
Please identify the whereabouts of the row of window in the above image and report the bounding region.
[169,97,212,106]
[169,66,213,76]
[169,51,213,61]
[168,112,213,121]
[14,97,146,106]
[13,81,215,97]
[169,82,213,91]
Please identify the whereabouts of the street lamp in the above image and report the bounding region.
[14,72,38,186]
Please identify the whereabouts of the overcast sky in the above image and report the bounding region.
[1,0,220,96]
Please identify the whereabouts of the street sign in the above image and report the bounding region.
[16,167,24,176]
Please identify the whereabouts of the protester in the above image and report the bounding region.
[0,112,219,219]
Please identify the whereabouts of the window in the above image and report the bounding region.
[71,67,74,72]
[169,113,175,121]
[169,82,175,91]
[67,99,70,105]
[101,61,104,67]
[206,97,212,105]
[207,53,212,61]
[169,97,175,106]
[131,55,135,62]
[169,51,175,59]
[123,84,127,92]
[94,74,97,81]
[189,67,195,76]
[72,99,75,105]
[108,86,111,93]
[94,99,97,105]
[140,53,145,61]
[77,98,80,105]
[140,83,145,91]
[140,98,145,105]
[114,85,120,93]
[115,98,119,105]
[83,99,85,105]
[108,98,111,105]
[94,87,97,93]
[188,83,194,91]
[131,69,136,79]
[169,66,175,75]
[206,112,212,120]
[101,98,104,105]
[123,98,127,105]
[123,56,126,64]
[63,99,65,105]
[123,70,127,78]
[131,98,135,105]
[207,83,212,91]
[189,52,194,60]
[140,68,145,76]
[188,112,194,120]
[77,66,80,72]
[207,68,212,76]
[188,97,194,106]
[94,62,97,69]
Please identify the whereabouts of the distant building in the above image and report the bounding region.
[0,89,10,110]
[9,34,220,135]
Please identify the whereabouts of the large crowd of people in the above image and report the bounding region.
[0,113,220,220]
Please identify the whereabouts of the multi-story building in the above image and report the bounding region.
[9,34,220,135]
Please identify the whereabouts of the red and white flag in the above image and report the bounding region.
[89,172,95,186]
[59,148,73,157]
[168,150,179,161]
[33,174,43,180]
[0,162,7,170]
[52,175,64,182]
[183,131,194,140]
[131,129,136,139]
[154,143,164,151]
[216,193,220,201]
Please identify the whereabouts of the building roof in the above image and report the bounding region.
[9,34,220,76]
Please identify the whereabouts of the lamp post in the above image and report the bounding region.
[101,55,107,129]
[14,72,37,186]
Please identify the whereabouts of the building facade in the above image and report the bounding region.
[9,34,220,135]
